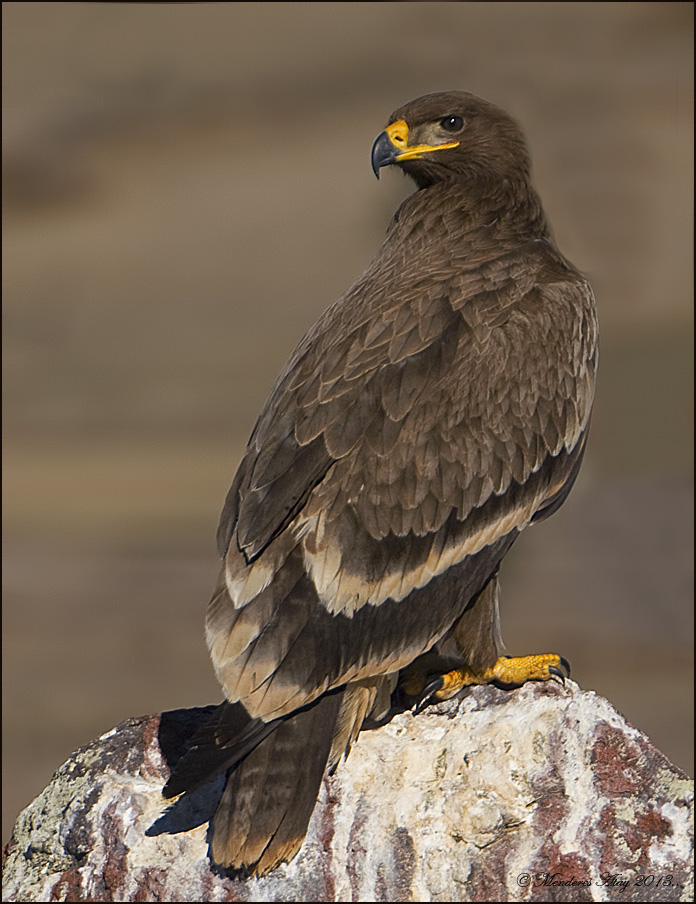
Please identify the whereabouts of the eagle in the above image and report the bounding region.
[163,91,598,876]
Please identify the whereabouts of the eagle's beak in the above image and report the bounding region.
[371,119,460,178]
[371,131,397,178]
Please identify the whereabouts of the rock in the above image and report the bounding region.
[2,682,693,902]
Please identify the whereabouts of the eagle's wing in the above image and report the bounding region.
[208,238,598,722]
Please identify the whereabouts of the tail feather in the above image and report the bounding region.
[163,701,279,798]
[163,681,383,875]
[211,690,344,874]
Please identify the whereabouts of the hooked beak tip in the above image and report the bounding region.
[371,130,397,179]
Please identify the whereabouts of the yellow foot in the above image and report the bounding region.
[405,653,570,712]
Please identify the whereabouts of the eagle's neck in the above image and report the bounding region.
[390,177,549,259]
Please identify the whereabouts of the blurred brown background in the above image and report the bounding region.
[2,2,693,841]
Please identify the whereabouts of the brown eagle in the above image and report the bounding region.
[163,91,598,876]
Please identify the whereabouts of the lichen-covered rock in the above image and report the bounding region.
[2,682,693,902]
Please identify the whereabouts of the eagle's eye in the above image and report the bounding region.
[440,115,464,133]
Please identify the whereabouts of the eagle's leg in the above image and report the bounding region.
[399,573,570,709]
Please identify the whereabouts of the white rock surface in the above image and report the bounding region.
[2,681,693,902]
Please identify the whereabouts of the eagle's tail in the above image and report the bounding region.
[163,691,346,876]
[209,690,343,874]
[163,677,393,875]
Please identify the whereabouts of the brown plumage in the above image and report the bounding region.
[163,91,598,875]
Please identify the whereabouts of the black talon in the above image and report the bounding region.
[413,676,444,714]
[548,666,566,685]
[549,656,571,684]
